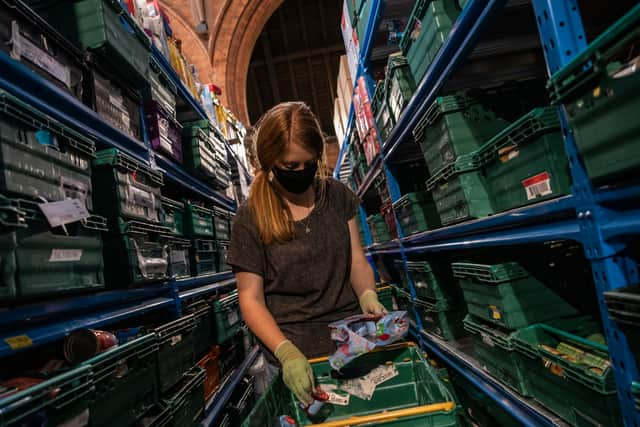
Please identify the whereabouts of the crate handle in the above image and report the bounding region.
[538,324,609,353]
[308,342,415,364]
[306,402,455,427]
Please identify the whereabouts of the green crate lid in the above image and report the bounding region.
[462,314,515,351]
[0,89,96,158]
[548,4,640,103]
[451,262,529,283]
[413,94,478,142]
[464,107,560,169]
[94,148,164,186]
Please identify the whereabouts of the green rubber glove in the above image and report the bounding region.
[359,289,388,315]
[274,340,315,405]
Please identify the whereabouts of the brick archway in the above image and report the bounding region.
[160,0,284,124]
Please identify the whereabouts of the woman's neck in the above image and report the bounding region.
[282,185,315,208]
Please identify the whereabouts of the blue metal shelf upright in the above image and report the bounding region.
[337,0,640,425]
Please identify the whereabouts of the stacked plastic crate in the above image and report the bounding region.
[453,261,622,426]
[0,89,107,302]
[183,120,231,191]
[353,76,379,166]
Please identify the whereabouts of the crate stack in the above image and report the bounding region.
[353,76,379,166]
[452,261,622,426]
[0,89,107,302]
[183,120,231,191]
[393,260,466,341]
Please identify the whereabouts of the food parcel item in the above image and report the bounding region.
[328,311,409,370]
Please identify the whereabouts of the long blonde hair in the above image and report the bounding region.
[249,102,328,244]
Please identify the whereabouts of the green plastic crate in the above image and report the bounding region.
[242,343,458,427]
[466,107,571,213]
[27,0,149,84]
[102,219,170,287]
[82,334,159,427]
[387,54,416,122]
[183,201,214,237]
[167,236,191,279]
[399,0,460,84]
[154,315,196,394]
[145,55,177,118]
[0,197,106,302]
[367,213,390,244]
[166,366,206,427]
[633,382,640,411]
[548,4,640,185]
[92,148,164,223]
[413,95,509,174]
[394,260,451,303]
[355,0,373,43]
[393,191,441,235]
[213,290,242,344]
[513,319,622,426]
[228,375,256,425]
[426,162,494,225]
[463,315,531,396]
[452,262,578,330]
[182,121,224,182]
[161,197,184,236]
[190,238,216,276]
[394,286,465,340]
[213,207,232,241]
[0,90,95,209]
[373,81,395,144]
[0,365,93,426]
[217,239,231,272]
[184,298,215,358]
[604,286,640,368]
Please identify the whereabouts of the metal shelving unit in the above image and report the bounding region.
[338,1,640,425]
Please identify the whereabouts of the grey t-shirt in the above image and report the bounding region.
[227,178,361,359]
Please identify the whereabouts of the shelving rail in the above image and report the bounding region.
[334,1,640,426]
[0,1,253,422]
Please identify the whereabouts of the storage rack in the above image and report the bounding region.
[0,1,254,420]
[335,1,640,426]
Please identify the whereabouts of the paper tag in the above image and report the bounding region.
[481,332,495,347]
[489,305,502,320]
[49,249,83,262]
[326,391,350,406]
[228,310,240,326]
[365,365,398,386]
[10,21,72,88]
[4,335,33,350]
[170,335,182,346]
[39,199,90,228]
[522,172,552,200]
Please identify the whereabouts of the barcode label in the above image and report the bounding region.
[522,172,552,200]
[50,249,83,262]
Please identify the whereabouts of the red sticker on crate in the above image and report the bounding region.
[522,172,552,200]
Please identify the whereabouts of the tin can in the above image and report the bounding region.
[300,389,330,416]
[64,329,118,364]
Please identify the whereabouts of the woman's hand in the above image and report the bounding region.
[275,340,315,405]
[358,289,387,315]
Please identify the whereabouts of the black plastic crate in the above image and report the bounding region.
[605,286,640,366]
[227,375,256,425]
[213,207,232,241]
[190,238,216,276]
[102,219,171,288]
[0,0,85,100]
[183,298,215,359]
[154,315,196,394]
[166,366,206,427]
[167,236,191,279]
[217,240,231,272]
[82,333,159,427]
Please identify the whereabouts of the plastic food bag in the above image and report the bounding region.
[328,311,409,370]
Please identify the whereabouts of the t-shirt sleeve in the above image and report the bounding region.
[226,205,265,276]
[331,179,361,222]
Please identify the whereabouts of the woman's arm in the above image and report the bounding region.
[348,218,386,315]
[236,271,287,352]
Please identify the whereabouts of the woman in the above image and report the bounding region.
[227,102,386,405]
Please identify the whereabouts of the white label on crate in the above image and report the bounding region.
[228,310,240,326]
[171,249,187,264]
[170,334,182,346]
[416,280,428,289]
[480,332,495,348]
[365,365,398,386]
[49,249,83,262]
[39,199,90,228]
[10,21,72,88]
[522,172,552,200]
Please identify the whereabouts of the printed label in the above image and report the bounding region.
[170,335,182,346]
[10,21,72,88]
[326,391,350,406]
[498,145,520,163]
[522,172,552,200]
[228,310,240,326]
[4,335,33,350]
[489,305,502,320]
[39,199,90,228]
[49,249,83,262]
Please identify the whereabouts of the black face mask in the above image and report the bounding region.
[273,163,318,194]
